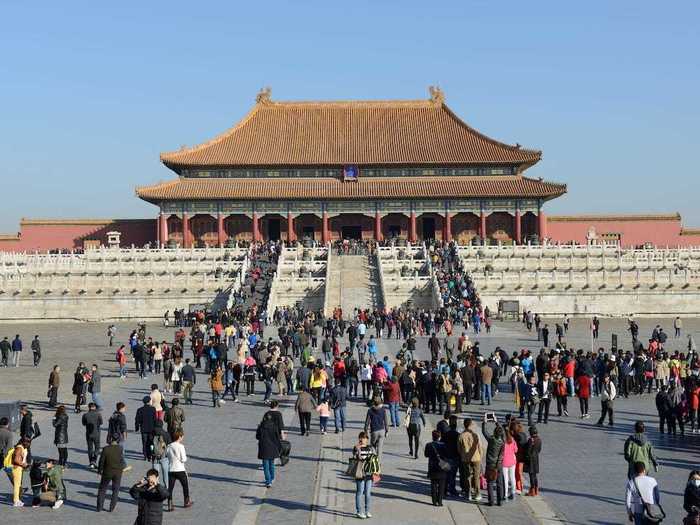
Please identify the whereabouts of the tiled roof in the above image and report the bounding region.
[160,89,541,169]
[136,176,566,202]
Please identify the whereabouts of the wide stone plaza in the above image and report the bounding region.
[0,315,695,524]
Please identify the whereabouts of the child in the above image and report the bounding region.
[316,399,330,435]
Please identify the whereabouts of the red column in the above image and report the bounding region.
[322,211,329,243]
[159,213,168,247]
[217,213,226,247]
[444,213,452,242]
[182,213,191,248]
[252,213,261,242]
[538,210,547,243]
[287,212,295,243]
[409,212,417,242]
[374,212,382,242]
[480,211,487,241]
[515,210,522,245]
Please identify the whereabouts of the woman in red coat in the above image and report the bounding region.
[576,374,591,418]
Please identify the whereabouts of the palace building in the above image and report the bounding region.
[136,87,567,247]
[3,88,699,252]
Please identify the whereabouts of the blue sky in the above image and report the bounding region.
[1,1,699,231]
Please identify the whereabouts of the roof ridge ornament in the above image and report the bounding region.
[428,85,444,106]
[256,86,272,105]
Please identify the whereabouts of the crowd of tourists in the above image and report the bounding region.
[2,239,700,523]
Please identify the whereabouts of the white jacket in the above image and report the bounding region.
[167,441,187,472]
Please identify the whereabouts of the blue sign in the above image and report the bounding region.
[343,165,359,181]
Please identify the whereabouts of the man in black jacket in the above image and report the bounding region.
[130,469,168,524]
[135,396,157,461]
[19,405,34,440]
[82,402,103,469]
[97,433,128,512]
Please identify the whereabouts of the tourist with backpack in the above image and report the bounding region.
[151,420,171,488]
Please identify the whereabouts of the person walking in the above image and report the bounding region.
[151,420,172,489]
[295,388,316,436]
[130,469,169,525]
[166,398,185,438]
[364,397,389,461]
[0,417,12,463]
[576,372,591,419]
[52,405,69,467]
[209,364,225,407]
[425,429,448,507]
[181,358,196,404]
[256,412,282,488]
[509,419,528,495]
[31,335,41,367]
[483,414,505,506]
[48,365,60,408]
[458,417,483,501]
[96,433,127,512]
[11,334,22,367]
[167,430,192,510]
[353,431,377,517]
[596,374,617,426]
[108,402,128,444]
[537,371,553,424]
[524,425,542,496]
[406,397,426,459]
[623,421,658,480]
[383,376,402,427]
[329,379,347,433]
[116,345,128,380]
[81,402,103,469]
[0,336,10,367]
[625,462,662,525]
[135,396,157,461]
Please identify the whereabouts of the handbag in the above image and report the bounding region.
[403,407,412,429]
[437,458,451,472]
[279,440,291,466]
[345,457,360,477]
[485,467,498,482]
[632,477,666,523]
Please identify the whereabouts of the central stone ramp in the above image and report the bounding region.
[324,254,383,316]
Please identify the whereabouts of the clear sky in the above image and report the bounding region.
[1,1,699,232]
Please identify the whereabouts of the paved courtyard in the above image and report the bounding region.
[0,316,697,524]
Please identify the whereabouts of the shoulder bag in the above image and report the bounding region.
[632,477,665,524]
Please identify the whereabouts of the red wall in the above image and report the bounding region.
[0,219,157,252]
[547,215,700,247]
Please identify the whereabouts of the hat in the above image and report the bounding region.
[111,432,122,441]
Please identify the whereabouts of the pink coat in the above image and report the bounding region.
[502,440,518,468]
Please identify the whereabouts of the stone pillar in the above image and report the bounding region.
[444,213,452,242]
[217,213,226,247]
[252,212,261,242]
[409,212,417,243]
[538,209,547,243]
[287,212,295,243]
[322,211,329,243]
[374,212,382,242]
[514,210,522,245]
[182,213,191,248]
[480,211,487,241]
[159,213,168,248]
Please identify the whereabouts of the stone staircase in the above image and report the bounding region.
[324,254,383,316]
